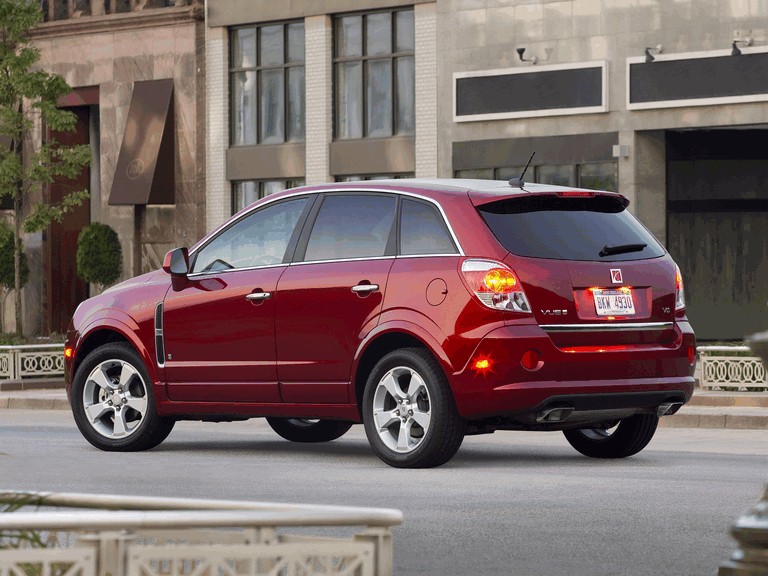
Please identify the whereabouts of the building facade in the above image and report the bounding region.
[1,0,207,335]
[206,0,768,341]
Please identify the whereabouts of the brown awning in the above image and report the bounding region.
[109,79,175,205]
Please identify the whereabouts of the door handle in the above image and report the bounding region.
[351,283,379,294]
[246,291,271,302]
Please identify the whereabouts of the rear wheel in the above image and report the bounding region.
[362,348,465,468]
[266,418,352,443]
[563,414,659,458]
[71,343,174,451]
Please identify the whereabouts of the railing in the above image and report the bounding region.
[0,344,65,380]
[0,492,403,576]
[698,345,768,390]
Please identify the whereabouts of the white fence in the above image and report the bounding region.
[0,344,65,380]
[0,492,403,576]
[698,345,767,390]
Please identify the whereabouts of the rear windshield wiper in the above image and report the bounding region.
[599,243,647,257]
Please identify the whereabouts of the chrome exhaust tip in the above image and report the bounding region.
[536,406,575,423]
[657,402,683,417]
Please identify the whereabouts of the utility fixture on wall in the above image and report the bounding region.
[516,47,552,65]
[731,37,754,56]
[644,45,663,63]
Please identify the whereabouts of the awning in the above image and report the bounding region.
[109,79,175,205]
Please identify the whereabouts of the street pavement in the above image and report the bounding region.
[1,409,766,576]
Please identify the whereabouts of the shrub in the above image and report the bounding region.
[76,222,122,291]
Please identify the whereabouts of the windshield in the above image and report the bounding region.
[477,194,665,261]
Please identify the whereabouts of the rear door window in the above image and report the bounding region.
[303,194,397,261]
[400,198,458,255]
[477,194,665,261]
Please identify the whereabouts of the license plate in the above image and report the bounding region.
[592,289,636,316]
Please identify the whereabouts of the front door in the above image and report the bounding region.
[162,195,312,402]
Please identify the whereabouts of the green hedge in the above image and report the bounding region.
[76,222,122,289]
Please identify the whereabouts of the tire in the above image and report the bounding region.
[71,342,174,451]
[563,414,659,458]
[362,348,466,468]
[266,418,352,443]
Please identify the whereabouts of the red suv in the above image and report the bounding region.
[65,179,696,468]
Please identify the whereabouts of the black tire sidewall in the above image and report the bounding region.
[71,342,168,451]
[362,348,464,468]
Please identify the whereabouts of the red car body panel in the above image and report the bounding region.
[65,180,695,428]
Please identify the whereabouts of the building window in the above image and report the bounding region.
[230,22,305,146]
[456,163,618,192]
[233,179,305,213]
[334,9,414,140]
[336,173,414,182]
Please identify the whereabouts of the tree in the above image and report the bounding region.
[0,0,91,336]
[76,222,122,293]
[0,219,28,332]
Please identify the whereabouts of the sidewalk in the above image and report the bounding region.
[1,381,766,430]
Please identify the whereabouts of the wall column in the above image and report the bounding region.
[415,3,437,178]
[205,24,229,231]
[305,15,333,185]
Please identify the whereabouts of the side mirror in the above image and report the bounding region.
[162,247,189,277]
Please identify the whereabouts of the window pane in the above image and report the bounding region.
[336,16,362,57]
[287,67,305,142]
[366,59,393,137]
[395,56,414,135]
[287,22,305,63]
[366,12,392,56]
[496,166,525,181]
[579,162,618,192]
[259,69,285,144]
[193,197,309,272]
[232,28,256,68]
[400,199,457,255]
[261,180,287,196]
[234,181,260,213]
[336,62,363,139]
[395,10,414,52]
[232,71,256,145]
[260,25,284,66]
[537,164,577,187]
[455,168,494,179]
[305,195,396,261]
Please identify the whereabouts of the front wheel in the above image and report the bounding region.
[266,418,352,443]
[563,414,659,458]
[71,343,174,451]
[362,348,465,468]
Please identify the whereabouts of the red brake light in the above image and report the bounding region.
[556,191,595,198]
[675,265,686,312]
[461,259,531,313]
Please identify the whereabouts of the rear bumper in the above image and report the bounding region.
[450,321,696,421]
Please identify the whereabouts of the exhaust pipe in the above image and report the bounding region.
[657,402,683,417]
[536,406,575,423]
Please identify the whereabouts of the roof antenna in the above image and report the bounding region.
[508,152,535,189]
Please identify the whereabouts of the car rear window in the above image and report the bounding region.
[477,194,665,261]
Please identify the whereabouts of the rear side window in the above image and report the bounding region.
[477,195,665,261]
[304,194,397,261]
[400,199,457,255]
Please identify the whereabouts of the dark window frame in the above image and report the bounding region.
[332,8,414,140]
[229,21,305,146]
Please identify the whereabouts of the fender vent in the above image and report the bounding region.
[155,302,165,367]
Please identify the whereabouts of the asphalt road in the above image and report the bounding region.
[1,410,766,576]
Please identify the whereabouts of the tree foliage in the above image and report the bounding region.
[0,0,91,335]
[0,220,27,291]
[76,222,122,290]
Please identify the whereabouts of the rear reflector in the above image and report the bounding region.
[521,349,542,370]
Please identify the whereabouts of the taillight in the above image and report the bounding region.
[675,264,686,312]
[461,259,531,313]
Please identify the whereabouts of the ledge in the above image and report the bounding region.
[30,5,203,40]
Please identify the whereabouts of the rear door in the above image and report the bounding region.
[274,193,397,403]
[476,193,679,348]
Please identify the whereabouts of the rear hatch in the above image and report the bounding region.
[475,191,679,349]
